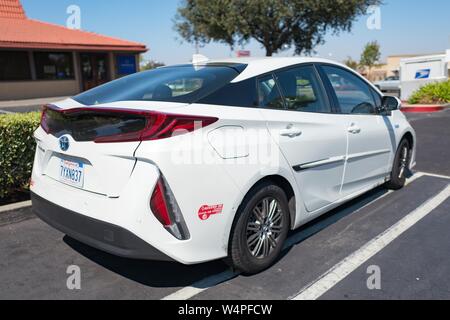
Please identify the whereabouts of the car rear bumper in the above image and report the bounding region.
[31,192,173,261]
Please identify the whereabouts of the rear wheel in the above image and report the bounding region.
[228,182,290,274]
[385,139,411,190]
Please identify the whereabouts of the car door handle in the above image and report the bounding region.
[348,125,361,134]
[280,129,303,138]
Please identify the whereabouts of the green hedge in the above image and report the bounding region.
[0,112,40,199]
[408,80,450,105]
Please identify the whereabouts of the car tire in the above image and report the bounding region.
[228,182,290,275]
[385,139,411,190]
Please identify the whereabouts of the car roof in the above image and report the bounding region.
[205,56,350,82]
[162,56,382,95]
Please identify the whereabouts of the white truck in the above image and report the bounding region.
[400,52,449,101]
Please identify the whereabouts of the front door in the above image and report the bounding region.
[319,65,394,196]
[259,65,348,213]
[80,53,109,91]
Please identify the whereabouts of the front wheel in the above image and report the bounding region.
[228,183,290,275]
[385,139,411,190]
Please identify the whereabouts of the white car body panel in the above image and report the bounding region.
[260,108,348,212]
[340,114,393,196]
[31,57,417,265]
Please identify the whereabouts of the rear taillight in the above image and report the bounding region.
[150,179,171,227]
[150,175,190,240]
[40,107,50,133]
[95,111,217,143]
[40,104,218,143]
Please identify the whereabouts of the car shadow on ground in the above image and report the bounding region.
[64,182,397,286]
[63,236,229,288]
[278,186,391,263]
[268,181,407,274]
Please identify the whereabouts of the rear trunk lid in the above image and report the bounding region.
[34,98,187,197]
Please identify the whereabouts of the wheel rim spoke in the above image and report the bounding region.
[398,147,409,178]
[267,199,278,221]
[272,210,282,225]
[247,233,260,248]
[262,199,269,220]
[252,238,264,257]
[268,234,277,248]
[271,225,283,235]
[262,238,270,257]
[399,166,405,178]
[247,221,260,232]
[253,206,265,223]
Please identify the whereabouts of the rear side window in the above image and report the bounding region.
[166,78,203,97]
[73,65,240,105]
[275,65,330,113]
[198,78,257,107]
[322,66,376,115]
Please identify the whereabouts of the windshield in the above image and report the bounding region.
[73,65,241,105]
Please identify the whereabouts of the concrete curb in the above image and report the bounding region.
[401,104,449,113]
[0,200,32,213]
[0,201,34,226]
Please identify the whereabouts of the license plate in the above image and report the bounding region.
[59,159,84,188]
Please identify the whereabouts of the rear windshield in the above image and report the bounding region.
[73,65,240,105]
[44,108,147,141]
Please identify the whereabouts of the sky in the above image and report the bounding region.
[21,0,450,65]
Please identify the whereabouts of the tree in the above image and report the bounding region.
[174,0,382,56]
[360,41,381,80]
[343,56,359,70]
[140,59,165,71]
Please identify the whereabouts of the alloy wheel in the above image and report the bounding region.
[246,197,284,259]
[398,146,409,179]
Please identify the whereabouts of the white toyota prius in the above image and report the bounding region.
[31,57,416,274]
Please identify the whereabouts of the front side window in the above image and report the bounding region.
[0,51,31,81]
[322,66,376,115]
[275,65,330,113]
[370,87,382,110]
[34,52,75,80]
[257,75,284,109]
[74,65,239,105]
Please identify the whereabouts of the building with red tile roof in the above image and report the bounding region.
[0,0,148,100]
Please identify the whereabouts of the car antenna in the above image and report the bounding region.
[192,54,209,65]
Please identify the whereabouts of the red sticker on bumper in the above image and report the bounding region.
[198,204,224,221]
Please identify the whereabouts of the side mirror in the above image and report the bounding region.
[379,96,402,115]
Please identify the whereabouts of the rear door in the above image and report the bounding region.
[259,65,348,213]
[319,65,394,196]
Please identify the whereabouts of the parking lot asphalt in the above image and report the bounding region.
[0,96,67,114]
[407,109,450,176]
[0,109,449,300]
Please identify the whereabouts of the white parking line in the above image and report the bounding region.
[290,184,450,300]
[283,172,425,250]
[161,172,426,301]
[161,269,237,300]
[0,109,14,114]
[420,172,450,180]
